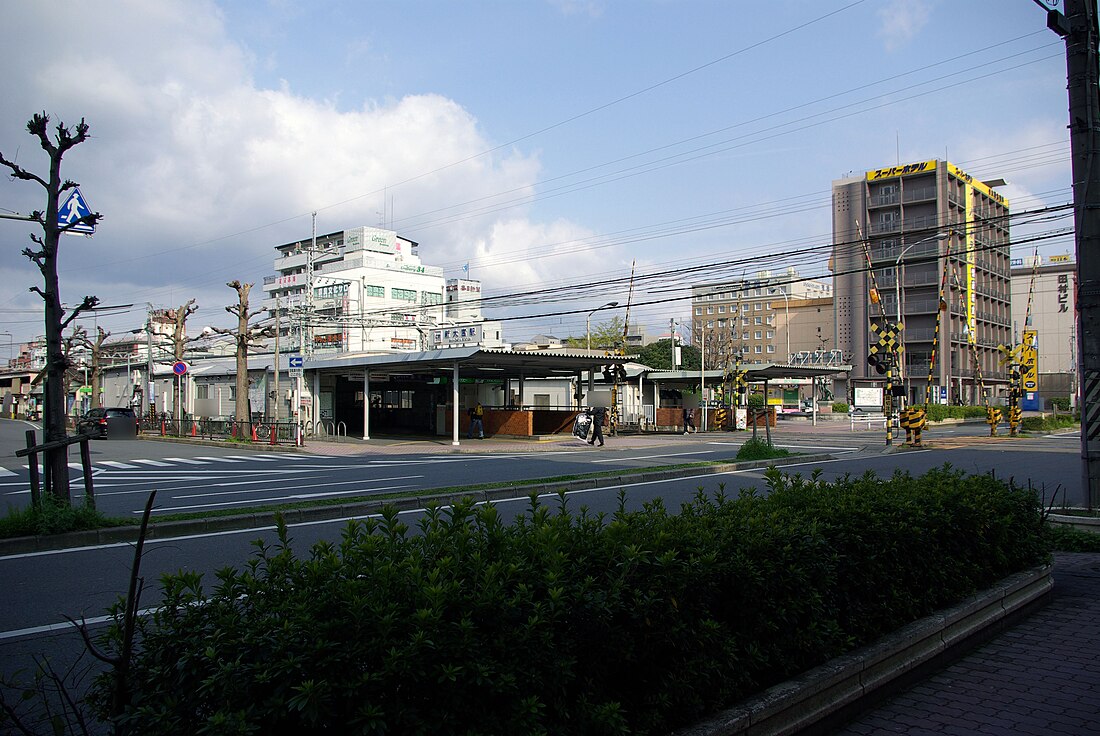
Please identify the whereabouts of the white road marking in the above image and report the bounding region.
[222,455,280,462]
[0,467,16,478]
[150,484,417,513]
[161,457,211,465]
[97,461,139,469]
[192,456,245,463]
[130,459,173,467]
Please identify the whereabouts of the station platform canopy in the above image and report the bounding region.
[298,346,634,380]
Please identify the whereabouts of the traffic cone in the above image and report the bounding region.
[251,424,258,442]
[191,421,197,437]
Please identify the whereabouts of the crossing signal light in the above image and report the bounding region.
[867,352,893,375]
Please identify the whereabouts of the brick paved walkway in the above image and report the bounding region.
[834,552,1100,735]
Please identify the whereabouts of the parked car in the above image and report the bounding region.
[76,407,140,439]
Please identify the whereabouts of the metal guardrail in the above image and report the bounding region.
[850,413,887,431]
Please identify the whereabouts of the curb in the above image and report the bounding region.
[1047,512,1100,534]
[672,563,1053,736]
[0,453,836,555]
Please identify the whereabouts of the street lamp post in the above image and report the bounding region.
[769,288,791,360]
[894,232,950,402]
[586,301,619,351]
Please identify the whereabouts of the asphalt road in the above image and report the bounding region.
[4,417,1076,517]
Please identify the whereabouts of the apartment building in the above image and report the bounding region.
[832,159,1012,405]
[691,269,832,366]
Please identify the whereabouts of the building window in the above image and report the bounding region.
[717,319,726,328]
[742,304,749,313]
[754,331,762,339]
[695,307,702,316]
[754,317,762,325]
[717,306,725,314]
[197,385,209,400]
[754,303,762,311]
[766,330,775,339]
[742,331,749,340]
[742,317,749,326]
[767,344,776,353]
[421,291,442,305]
[754,345,762,354]
[392,288,416,302]
[706,321,714,329]
[366,284,384,298]
[765,302,772,310]
[707,307,714,315]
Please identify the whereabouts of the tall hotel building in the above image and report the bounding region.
[832,160,1012,405]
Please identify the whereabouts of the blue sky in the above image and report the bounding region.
[0,0,1074,352]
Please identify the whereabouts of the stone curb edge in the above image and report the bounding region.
[671,563,1054,736]
[0,453,837,555]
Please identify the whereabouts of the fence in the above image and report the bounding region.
[141,417,303,445]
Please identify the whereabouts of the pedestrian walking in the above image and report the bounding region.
[467,402,485,439]
[588,405,606,447]
[682,406,696,434]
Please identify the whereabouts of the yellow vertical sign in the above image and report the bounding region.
[1021,329,1039,393]
[965,186,977,350]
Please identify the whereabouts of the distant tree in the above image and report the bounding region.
[213,280,273,437]
[634,338,701,371]
[563,317,626,351]
[0,112,101,503]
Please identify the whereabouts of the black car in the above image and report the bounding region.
[76,407,140,439]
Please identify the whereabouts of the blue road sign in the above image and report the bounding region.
[58,187,95,234]
[288,355,304,368]
[172,361,189,376]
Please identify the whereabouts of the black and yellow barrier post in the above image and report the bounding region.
[900,407,927,446]
[986,406,1003,437]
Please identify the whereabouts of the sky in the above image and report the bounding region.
[0,0,1076,358]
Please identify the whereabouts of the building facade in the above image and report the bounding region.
[691,269,832,367]
[1010,254,1078,406]
[832,159,1012,405]
[262,225,452,355]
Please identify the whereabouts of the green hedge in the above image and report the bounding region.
[924,404,989,422]
[93,467,1048,735]
[831,401,850,413]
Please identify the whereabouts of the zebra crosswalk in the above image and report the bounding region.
[0,452,311,479]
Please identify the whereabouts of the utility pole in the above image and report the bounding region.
[1044,0,1100,509]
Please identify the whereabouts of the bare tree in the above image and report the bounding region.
[0,113,101,503]
[214,281,273,438]
[164,300,198,417]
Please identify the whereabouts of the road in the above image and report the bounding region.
[3,417,1075,517]
[0,415,1083,725]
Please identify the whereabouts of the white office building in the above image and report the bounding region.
[263,226,457,354]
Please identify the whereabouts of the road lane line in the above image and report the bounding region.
[150,484,417,513]
[130,459,173,467]
[193,456,245,463]
[161,457,211,465]
[0,467,15,478]
[222,455,280,461]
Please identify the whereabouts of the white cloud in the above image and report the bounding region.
[876,0,932,52]
[0,0,585,343]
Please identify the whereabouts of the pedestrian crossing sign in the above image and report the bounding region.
[57,187,96,234]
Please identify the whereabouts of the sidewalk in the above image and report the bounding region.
[832,551,1100,735]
